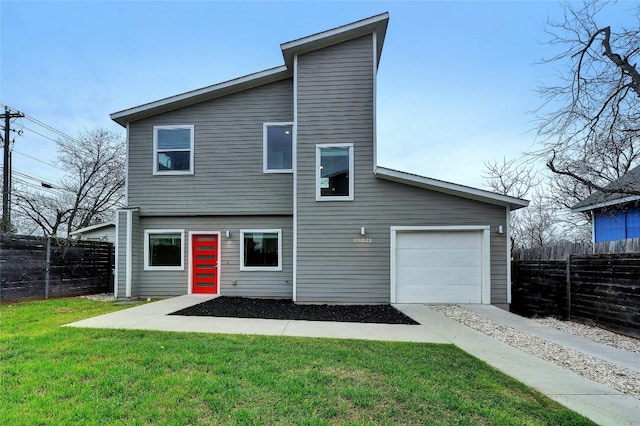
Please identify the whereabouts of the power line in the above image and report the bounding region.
[0,102,80,144]
[17,123,63,145]
[12,149,66,171]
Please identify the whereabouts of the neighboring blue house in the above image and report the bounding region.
[572,166,640,243]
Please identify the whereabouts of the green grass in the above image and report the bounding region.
[0,299,594,425]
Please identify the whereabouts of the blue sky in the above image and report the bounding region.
[0,1,631,191]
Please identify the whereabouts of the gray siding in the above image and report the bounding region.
[130,210,140,298]
[115,210,128,298]
[295,35,509,304]
[115,209,141,298]
[127,79,293,216]
[135,216,293,298]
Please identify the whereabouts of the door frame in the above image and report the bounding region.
[390,226,491,304]
[188,231,221,295]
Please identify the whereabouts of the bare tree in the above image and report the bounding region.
[483,158,539,199]
[536,0,640,196]
[13,128,125,236]
[517,189,561,249]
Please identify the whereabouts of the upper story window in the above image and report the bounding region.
[153,125,194,175]
[263,123,293,173]
[316,143,354,201]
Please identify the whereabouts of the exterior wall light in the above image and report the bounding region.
[360,227,366,236]
[497,225,504,234]
[225,230,231,238]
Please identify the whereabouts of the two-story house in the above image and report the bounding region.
[110,13,528,307]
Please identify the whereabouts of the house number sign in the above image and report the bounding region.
[354,237,372,243]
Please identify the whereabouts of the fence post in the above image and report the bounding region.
[45,236,51,299]
[565,254,571,321]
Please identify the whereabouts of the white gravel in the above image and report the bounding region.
[78,293,116,302]
[431,304,640,400]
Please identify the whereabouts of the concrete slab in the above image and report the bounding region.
[281,320,448,343]
[65,296,640,425]
[463,304,640,373]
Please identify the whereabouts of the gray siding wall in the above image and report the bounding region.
[115,209,141,298]
[136,216,293,298]
[130,209,140,298]
[115,210,128,298]
[295,35,509,303]
[127,79,293,216]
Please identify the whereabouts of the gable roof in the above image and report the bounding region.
[70,222,115,236]
[572,165,640,212]
[111,13,389,127]
[375,166,529,211]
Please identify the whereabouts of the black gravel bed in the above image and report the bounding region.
[169,296,419,325]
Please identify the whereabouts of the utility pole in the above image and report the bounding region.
[1,106,25,233]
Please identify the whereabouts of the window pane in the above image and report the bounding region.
[158,151,190,171]
[320,147,349,196]
[244,232,279,267]
[157,128,191,150]
[149,233,182,266]
[267,126,292,170]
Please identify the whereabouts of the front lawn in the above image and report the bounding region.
[0,298,594,425]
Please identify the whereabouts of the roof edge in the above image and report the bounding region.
[281,12,389,68]
[374,166,529,210]
[571,194,640,212]
[70,222,116,235]
[110,65,291,126]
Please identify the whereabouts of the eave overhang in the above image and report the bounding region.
[281,12,388,69]
[110,66,291,127]
[375,166,529,211]
[571,195,640,213]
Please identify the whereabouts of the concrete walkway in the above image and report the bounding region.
[66,295,640,426]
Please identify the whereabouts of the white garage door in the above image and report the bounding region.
[395,230,485,303]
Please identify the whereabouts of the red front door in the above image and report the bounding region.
[191,234,219,294]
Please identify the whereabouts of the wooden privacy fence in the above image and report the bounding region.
[513,238,640,260]
[0,234,114,302]
[511,254,640,338]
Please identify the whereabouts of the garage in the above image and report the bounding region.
[391,227,490,304]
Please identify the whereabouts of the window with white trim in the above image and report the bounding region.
[144,229,185,270]
[153,125,194,174]
[263,123,293,173]
[240,229,282,271]
[316,143,354,201]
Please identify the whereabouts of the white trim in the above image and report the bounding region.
[506,207,512,304]
[372,31,378,174]
[572,194,640,213]
[375,166,528,209]
[239,229,283,271]
[125,210,132,297]
[70,222,115,236]
[111,66,290,126]
[315,143,355,202]
[143,229,186,271]
[280,13,388,68]
[153,125,195,175]
[114,211,120,299]
[389,226,492,304]
[188,231,221,296]
[263,122,294,173]
[125,122,130,206]
[591,210,596,249]
[292,55,298,302]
